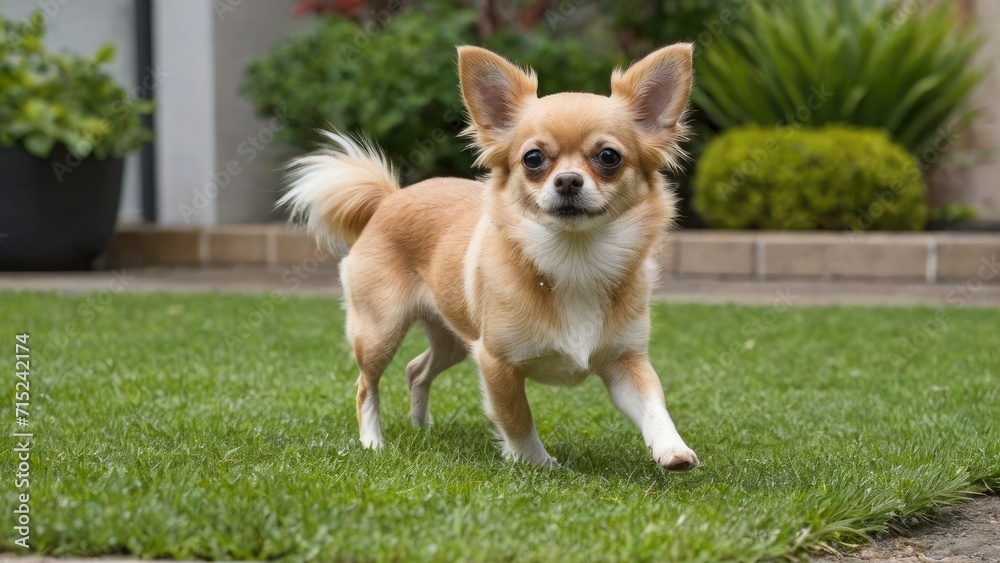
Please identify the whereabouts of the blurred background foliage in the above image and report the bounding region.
[693,0,984,155]
[242,0,984,230]
[1,12,152,160]
[243,0,624,183]
[694,125,929,230]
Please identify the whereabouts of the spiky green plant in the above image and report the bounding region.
[692,0,984,155]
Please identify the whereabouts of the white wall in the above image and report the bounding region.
[212,0,306,223]
[0,0,143,222]
[154,0,305,225]
[962,0,1000,225]
[152,0,216,225]
[927,0,1000,227]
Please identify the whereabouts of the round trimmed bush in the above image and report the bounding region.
[693,126,928,231]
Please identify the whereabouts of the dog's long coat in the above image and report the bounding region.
[281,44,699,470]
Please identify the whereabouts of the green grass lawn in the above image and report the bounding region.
[1,290,998,561]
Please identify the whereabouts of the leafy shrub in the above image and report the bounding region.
[241,2,623,182]
[0,12,152,159]
[602,0,751,57]
[693,0,984,155]
[693,126,928,231]
[929,203,977,230]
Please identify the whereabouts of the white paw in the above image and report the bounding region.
[534,456,561,469]
[650,441,699,472]
[359,429,385,449]
[501,434,561,468]
[504,449,561,469]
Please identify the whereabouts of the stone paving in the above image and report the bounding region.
[1,266,1000,307]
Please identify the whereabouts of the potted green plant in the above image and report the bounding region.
[0,12,152,271]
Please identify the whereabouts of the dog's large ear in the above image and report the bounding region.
[611,43,693,147]
[457,46,537,163]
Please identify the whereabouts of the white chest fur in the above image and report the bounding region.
[514,217,649,373]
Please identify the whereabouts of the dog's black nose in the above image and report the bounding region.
[553,172,584,197]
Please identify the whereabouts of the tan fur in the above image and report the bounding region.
[284,44,699,470]
[280,131,401,248]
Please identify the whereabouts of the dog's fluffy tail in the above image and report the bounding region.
[279,130,400,249]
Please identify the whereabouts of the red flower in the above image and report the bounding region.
[292,0,367,17]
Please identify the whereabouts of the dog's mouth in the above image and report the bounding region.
[545,204,607,219]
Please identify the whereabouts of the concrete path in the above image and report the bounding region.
[1,267,1000,307]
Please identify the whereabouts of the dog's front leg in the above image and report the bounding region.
[476,346,559,468]
[599,351,699,471]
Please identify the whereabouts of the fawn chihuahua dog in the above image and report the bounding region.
[281,44,698,470]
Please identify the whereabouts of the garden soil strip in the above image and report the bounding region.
[812,495,1000,562]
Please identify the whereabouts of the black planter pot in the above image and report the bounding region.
[0,146,124,271]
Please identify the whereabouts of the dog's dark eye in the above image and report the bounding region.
[596,148,622,169]
[522,149,545,171]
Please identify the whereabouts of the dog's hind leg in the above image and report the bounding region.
[351,318,408,449]
[406,319,467,427]
[343,258,413,449]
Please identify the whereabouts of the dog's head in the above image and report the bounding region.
[458,44,693,229]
